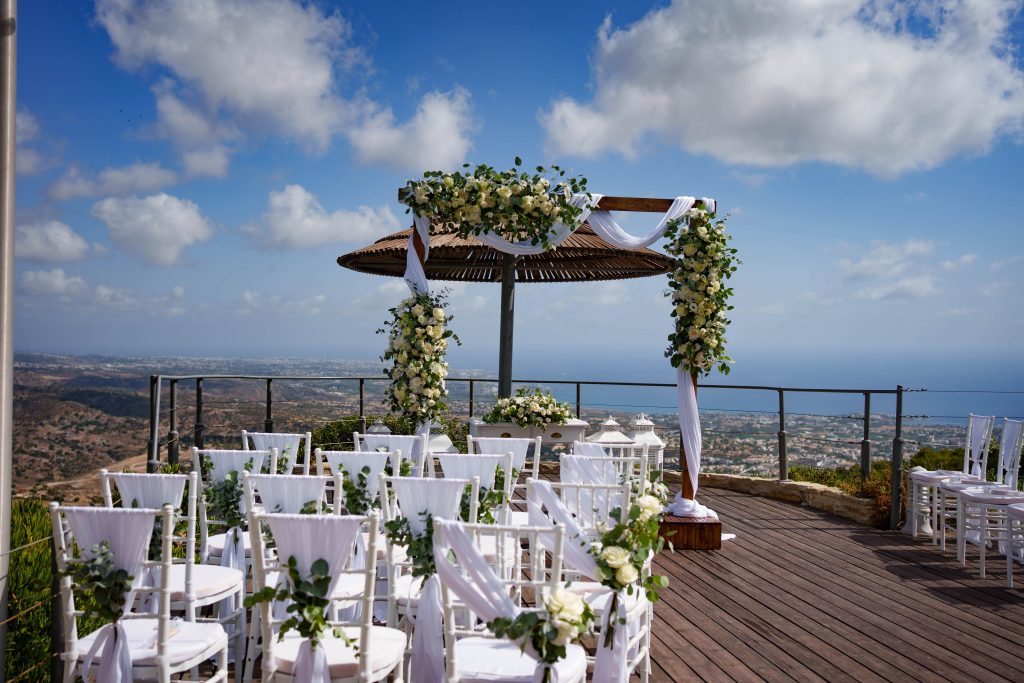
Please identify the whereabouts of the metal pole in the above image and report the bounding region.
[889,385,905,531]
[168,378,178,466]
[264,378,273,432]
[194,378,204,450]
[498,253,516,398]
[575,383,581,419]
[468,379,475,418]
[0,2,15,674]
[778,389,788,481]
[147,375,160,473]
[358,378,366,434]
[860,392,871,486]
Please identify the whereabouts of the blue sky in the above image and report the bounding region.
[11,0,1024,387]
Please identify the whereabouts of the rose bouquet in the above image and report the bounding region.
[379,291,459,425]
[483,387,573,430]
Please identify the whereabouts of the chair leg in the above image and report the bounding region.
[244,602,261,683]
[957,499,966,565]
[235,589,247,683]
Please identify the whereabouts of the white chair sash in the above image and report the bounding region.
[571,441,608,457]
[435,453,505,490]
[323,451,391,501]
[204,449,265,482]
[1001,419,1024,489]
[249,433,304,467]
[361,434,420,471]
[248,474,328,514]
[968,415,995,477]
[561,454,618,486]
[111,473,187,511]
[63,507,157,683]
[473,437,533,471]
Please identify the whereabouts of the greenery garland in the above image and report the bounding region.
[398,159,589,247]
[383,512,436,578]
[483,387,573,430]
[379,291,460,425]
[337,464,375,515]
[63,541,135,623]
[202,456,253,531]
[664,208,739,376]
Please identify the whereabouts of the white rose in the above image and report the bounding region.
[615,563,639,585]
[637,494,663,521]
[432,307,445,320]
[599,546,630,569]
[411,304,424,317]
[497,186,512,199]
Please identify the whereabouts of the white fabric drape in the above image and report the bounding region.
[435,453,505,490]
[360,434,421,473]
[560,454,618,486]
[249,433,304,471]
[324,451,391,504]
[571,441,608,457]
[472,437,533,472]
[402,193,716,515]
[111,474,187,511]
[64,507,157,683]
[205,449,265,483]
[968,415,995,477]
[1001,420,1024,489]
[248,475,328,515]
[389,477,467,683]
[264,514,363,683]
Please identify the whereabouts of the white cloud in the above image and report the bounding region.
[839,239,935,279]
[940,253,978,272]
[16,108,48,175]
[48,162,178,200]
[992,254,1022,271]
[541,0,1024,176]
[348,88,475,170]
[751,302,787,315]
[91,193,214,266]
[346,279,412,315]
[15,221,91,263]
[252,184,400,249]
[152,83,235,177]
[93,284,140,310]
[19,268,148,312]
[16,109,38,144]
[20,268,87,298]
[854,274,939,301]
[980,279,1010,297]
[237,289,326,316]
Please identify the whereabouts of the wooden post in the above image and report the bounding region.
[498,253,516,398]
[679,372,697,500]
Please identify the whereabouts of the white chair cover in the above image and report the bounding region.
[968,414,995,477]
[110,473,187,510]
[435,453,506,490]
[264,514,363,683]
[1001,419,1024,489]
[204,449,265,482]
[561,454,618,486]
[361,434,421,468]
[249,433,304,470]
[389,477,468,683]
[63,507,158,683]
[323,451,391,502]
[571,441,608,458]
[526,481,633,683]
[473,437,532,471]
[249,474,328,514]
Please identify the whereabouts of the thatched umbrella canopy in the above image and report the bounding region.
[337,198,675,397]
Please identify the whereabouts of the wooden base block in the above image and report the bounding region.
[659,515,722,550]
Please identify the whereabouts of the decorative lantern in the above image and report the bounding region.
[586,416,633,444]
[628,413,664,450]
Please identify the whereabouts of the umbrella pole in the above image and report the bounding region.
[498,253,516,398]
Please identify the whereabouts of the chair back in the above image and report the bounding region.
[963,415,996,478]
[546,476,632,532]
[467,436,542,478]
[318,449,394,510]
[243,430,314,475]
[194,447,274,561]
[249,511,380,682]
[434,452,515,524]
[561,451,648,487]
[999,419,1024,489]
[378,475,476,530]
[354,432,428,475]
[243,472,332,515]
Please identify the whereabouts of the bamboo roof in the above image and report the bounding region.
[336,223,671,283]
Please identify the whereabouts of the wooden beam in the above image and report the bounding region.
[396,190,707,213]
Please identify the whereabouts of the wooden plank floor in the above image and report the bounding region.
[650,487,1024,683]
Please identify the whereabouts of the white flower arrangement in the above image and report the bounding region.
[398,158,589,248]
[482,387,573,430]
[379,291,459,424]
[664,208,739,376]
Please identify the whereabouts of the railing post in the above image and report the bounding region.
[889,385,905,531]
[194,378,204,450]
[777,389,788,480]
[358,378,366,434]
[860,392,871,486]
[468,379,475,418]
[167,378,178,466]
[575,383,581,419]
[50,536,64,683]
[264,378,273,432]
[147,375,160,473]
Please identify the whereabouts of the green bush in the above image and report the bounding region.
[7,498,53,682]
[312,414,468,454]
[788,460,896,527]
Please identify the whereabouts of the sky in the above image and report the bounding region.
[11,0,1024,390]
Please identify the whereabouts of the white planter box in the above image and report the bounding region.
[468,418,589,445]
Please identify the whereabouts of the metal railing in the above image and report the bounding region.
[144,373,906,528]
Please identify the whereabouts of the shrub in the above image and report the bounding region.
[788,460,896,527]
[312,414,467,454]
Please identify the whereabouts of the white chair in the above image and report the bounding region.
[51,503,229,683]
[318,449,397,511]
[1006,503,1024,587]
[957,487,1024,576]
[432,517,587,683]
[243,430,315,475]
[354,432,429,476]
[100,470,246,679]
[467,436,542,525]
[194,447,274,569]
[560,451,648,488]
[908,414,994,542]
[433,452,514,524]
[248,511,405,682]
[936,416,1003,549]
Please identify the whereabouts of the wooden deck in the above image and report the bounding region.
[648,487,1024,682]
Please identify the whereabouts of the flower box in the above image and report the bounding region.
[468,418,589,445]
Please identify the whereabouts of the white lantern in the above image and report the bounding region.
[586,415,633,444]
[628,413,664,450]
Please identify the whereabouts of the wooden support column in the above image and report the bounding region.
[679,372,697,500]
[498,253,516,398]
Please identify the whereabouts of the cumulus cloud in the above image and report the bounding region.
[48,162,178,200]
[236,289,326,316]
[838,239,935,279]
[853,275,939,301]
[91,193,214,266]
[16,108,48,175]
[541,0,1024,176]
[251,184,400,249]
[940,253,978,272]
[833,238,977,301]
[348,88,475,170]
[15,221,91,263]
[20,268,87,298]
[19,268,147,311]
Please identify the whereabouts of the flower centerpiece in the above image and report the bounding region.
[398,158,589,248]
[487,587,594,682]
[379,291,459,426]
[483,387,573,431]
[664,208,739,376]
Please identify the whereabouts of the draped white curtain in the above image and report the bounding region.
[264,514,363,683]
[402,194,716,517]
[247,474,328,514]
[64,507,157,683]
[472,437,533,471]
